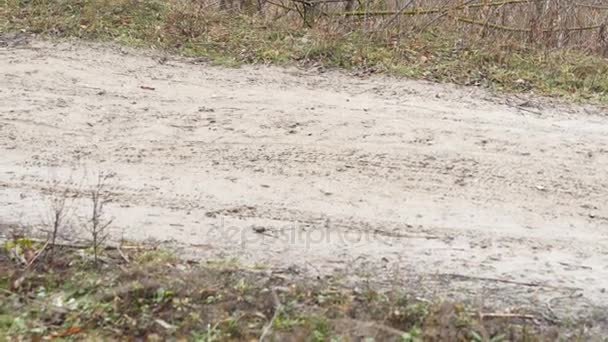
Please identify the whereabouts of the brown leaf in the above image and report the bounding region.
[53,326,83,338]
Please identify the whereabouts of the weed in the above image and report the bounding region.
[204,293,224,304]
[233,278,252,294]
[223,317,242,338]
[206,257,241,270]
[192,323,223,342]
[88,172,113,267]
[307,315,332,342]
[135,250,178,266]
[4,238,35,252]
[45,179,74,259]
[154,287,175,304]
[401,327,422,342]
[274,312,306,330]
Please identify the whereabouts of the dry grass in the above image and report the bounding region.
[0,241,586,340]
[3,0,608,102]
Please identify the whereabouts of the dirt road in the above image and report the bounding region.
[1,38,607,326]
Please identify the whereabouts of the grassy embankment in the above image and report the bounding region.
[2,0,608,102]
[1,237,569,340]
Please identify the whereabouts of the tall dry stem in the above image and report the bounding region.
[88,172,114,267]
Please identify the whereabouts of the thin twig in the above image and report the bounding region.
[259,288,282,342]
[0,288,15,296]
[117,245,130,264]
[575,3,608,10]
[416,0,477,33]
[265,0,296,12]
[25,238,50,270]
[378,0,416,30]
[455,16,531,32]
[479,312,537,320]
[456,16,604,33]
[337,0,541,16]
[436,273,581,290]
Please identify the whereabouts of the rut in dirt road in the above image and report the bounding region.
[1,39,608,325]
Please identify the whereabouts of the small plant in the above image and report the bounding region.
[401,327,422,342]
[136,250,178,266]
[308,316,331,342]
[46,179,75,260]
[223,317,242,338]
[154,287,175,304]
[470,331,506,342]
[192,323,223,342]
[88,172,114,267]
[273,312,305,331]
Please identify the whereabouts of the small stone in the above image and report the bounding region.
[252,226,267,234]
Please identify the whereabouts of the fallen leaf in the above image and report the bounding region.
[58,326,82,337]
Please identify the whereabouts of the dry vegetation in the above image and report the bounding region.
[0,183,595,340]
[3,0,608,102]
[0,175,593,340]
[0,238,587,341]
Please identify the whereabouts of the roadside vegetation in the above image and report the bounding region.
[0,172,591,340]
[3,0,608,102]
[0,172,595,340]
[0,236,583,341]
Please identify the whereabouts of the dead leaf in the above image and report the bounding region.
[58,326,83,337]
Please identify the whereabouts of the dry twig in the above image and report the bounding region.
[436,273,581,290]
[259,288,282,341]
[479,312,537,320]
[25,238,50,270]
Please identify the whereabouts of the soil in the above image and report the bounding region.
[1,36,607,331]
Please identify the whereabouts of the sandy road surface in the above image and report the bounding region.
[1,38,608,325]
